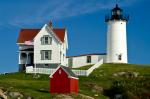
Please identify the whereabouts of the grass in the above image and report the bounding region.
[0,63,150,99]
[78,63,150,98]
[0,72,107,99]
[0,73,51,98]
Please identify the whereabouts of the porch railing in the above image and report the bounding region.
[26,67,56,75]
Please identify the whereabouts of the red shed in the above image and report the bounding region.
[50,65,78,94]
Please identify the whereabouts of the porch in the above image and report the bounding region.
[18,48,34,71]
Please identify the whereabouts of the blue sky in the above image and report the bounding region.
[0,0,149,73]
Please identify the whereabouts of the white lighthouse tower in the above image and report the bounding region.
[105,4,129,63]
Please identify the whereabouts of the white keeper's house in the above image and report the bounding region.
[17,4,129,72]
[17,22,68,71]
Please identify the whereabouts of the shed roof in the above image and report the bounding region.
[50,65,78,79]
[61,66,78,78]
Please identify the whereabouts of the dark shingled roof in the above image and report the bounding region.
[67,53,106,58]
[61,66,78,78]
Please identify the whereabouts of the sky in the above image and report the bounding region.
[0,0,149,73]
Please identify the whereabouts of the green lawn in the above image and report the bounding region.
[79,63,150,98]
[0,73,51,98]
[0,64,150,99]
[0,72,107,99]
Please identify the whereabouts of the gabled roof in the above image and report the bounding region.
[17,28,66,44]
[50,65,78,79]
[17,29,40,43]
[53,29,65,42]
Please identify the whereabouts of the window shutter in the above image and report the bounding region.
[49,50,52,60]
[41,50,44,60]
[49,37,52,45]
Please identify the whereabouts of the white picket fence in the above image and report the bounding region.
[26,59,103,76]
[26,67,56,75]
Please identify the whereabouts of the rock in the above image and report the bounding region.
[118,72,126,76]
[79,94,94,99]
[54,94,73,99]
[133,72,139,78]
[9,92,23,98]
[27,96,32,99]
[113,71,139,78]
[84,83,104,93]
[93,85,103,93]
[0,89,7,99]
[113,73,118,77]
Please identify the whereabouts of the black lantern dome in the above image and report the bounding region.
[105,4,129,22]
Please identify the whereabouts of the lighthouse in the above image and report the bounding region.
[105,4,129,63]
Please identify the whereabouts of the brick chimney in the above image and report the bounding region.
[49,21,53,29]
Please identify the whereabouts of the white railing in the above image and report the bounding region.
[26,59,103,76]
[86,59,103,76]
[72,59,103,76]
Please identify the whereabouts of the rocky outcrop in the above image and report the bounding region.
[0,88,7,99]
[54,94,74,99]
[113,71,139,78]
[8,92,23,98]
[79,94,94,99]
[0,87,33,99]
[84,83,104,93]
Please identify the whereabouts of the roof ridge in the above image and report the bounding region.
[67,53,106,58]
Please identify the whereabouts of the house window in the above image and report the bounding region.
[41,50,52,60]
[44,64,49,68]
[118,54,122,60]
[87,56,91,63]
[41,35,52,45]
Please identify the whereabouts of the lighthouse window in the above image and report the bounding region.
[117,10,121,15]
[118,55,122,60]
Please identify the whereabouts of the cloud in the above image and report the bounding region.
[0,0,141,27]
